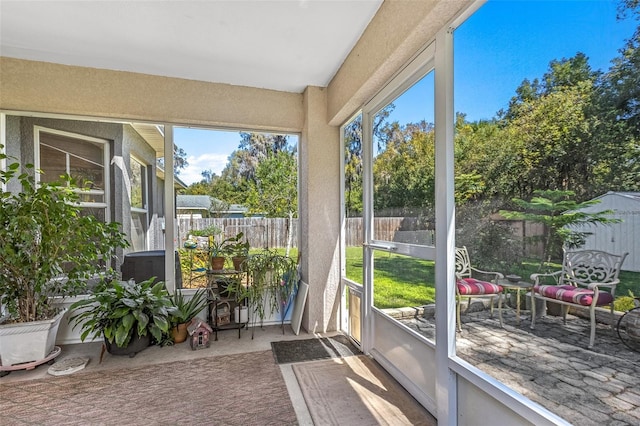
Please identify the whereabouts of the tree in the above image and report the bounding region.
[373,120,436,215]
[454,114,504,200]
[234,133,291,181]
[591,0,640,191]
[343,106,394,216]
[246,151,298,254]
[492,54,607,199]
[499,190,619,267]
[157,144,188,175]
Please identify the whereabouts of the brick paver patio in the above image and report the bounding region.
[402,307,640,426]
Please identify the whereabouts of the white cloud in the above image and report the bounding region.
[178,152,229,185]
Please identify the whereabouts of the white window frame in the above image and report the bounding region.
[34,126,111,222]
[360,42,437,354]
[129,155,149,251]
[340,110,365,341]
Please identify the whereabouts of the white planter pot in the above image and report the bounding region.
[0,309,66,366]
[49,295,97,345]
[234,305,248,324]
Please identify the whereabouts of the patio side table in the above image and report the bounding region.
[497,280,533,325]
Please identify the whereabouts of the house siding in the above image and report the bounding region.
[2,114,166,259]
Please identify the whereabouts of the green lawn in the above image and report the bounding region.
[344,247,640,311]
[345,247,435,309]
[183,246,639,310]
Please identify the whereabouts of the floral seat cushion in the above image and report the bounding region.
[456,277,502,295]
[534,285,614,306]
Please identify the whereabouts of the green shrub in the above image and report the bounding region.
[456,201,523,273]
[614,290,638,312]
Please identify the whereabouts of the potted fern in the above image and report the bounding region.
[0,151,128,367]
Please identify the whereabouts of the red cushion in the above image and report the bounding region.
[457,278,502,295]
[534,285,614,306]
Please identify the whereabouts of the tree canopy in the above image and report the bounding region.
[182,132,297,216]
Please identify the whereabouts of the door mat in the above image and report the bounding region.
[293,355,436,426]
[271,334,361,364]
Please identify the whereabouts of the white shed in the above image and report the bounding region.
[572,192,640,272]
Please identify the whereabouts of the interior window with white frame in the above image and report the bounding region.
[35,126,110,223]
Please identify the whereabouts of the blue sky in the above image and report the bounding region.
[174,127,245,185]
[176,0,637,185]
[453,0,636,121]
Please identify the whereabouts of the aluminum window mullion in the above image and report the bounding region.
[102,135,111,223]
[0,113,5,192]
[361,110,374,354]
[163,125,176,292]
[434,25,457,425]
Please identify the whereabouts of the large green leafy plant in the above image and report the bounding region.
[0,151,129,323]
[70,278,174,348]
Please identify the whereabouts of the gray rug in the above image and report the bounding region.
[271,334,361,364]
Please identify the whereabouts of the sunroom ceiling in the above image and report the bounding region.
[0,0,383,93]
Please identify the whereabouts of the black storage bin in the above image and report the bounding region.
[121,250,183,289]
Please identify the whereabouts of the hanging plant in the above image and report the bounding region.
[244,249,298,327]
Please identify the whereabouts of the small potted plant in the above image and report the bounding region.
[187,225,225,269]
[169,288,208,343]
[209,232,246,270]
[209,235,229,270]
[0,151,129,367]
[228,232,250,271]
[69,278,174,357]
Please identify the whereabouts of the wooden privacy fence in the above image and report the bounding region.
[343,217,436,246]
[178,217,436,249]
[178,217,298,249]
[177,217,543,256]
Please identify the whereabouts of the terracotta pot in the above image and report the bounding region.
[171,322,189,344]
[232,256,246,271]
[211,256,226,270]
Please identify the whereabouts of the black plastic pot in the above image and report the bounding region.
[104,332,151,358]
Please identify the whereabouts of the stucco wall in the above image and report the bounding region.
[0,57,303,133]
[299,87,341,333]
